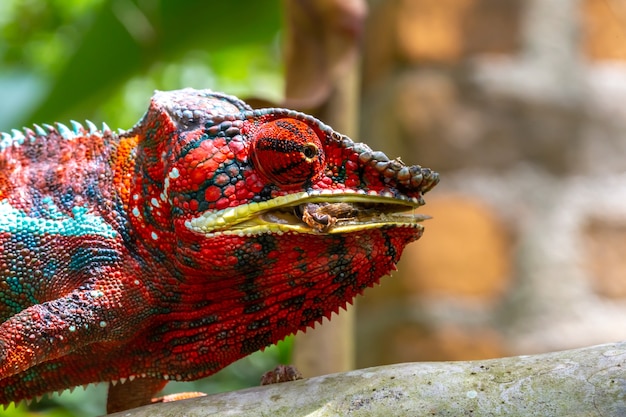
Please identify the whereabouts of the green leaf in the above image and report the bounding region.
[24,0,281,126]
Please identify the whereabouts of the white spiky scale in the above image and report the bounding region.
[70,120,83,134]
[55,122,73,139]
[86,120,98,134]
[32,123,46,137]
[0,132,12,150]
[10,129,25,145]
[102,122,111,133]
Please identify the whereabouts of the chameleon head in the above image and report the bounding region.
[159,104,439,239]
[131,89,438,351]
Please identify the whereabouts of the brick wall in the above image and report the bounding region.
[357,0,626,367]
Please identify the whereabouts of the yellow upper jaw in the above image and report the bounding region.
[185,191,428,237]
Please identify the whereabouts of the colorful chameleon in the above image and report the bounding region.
[0,89,438,413]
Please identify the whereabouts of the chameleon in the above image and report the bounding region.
[0,88,438,413]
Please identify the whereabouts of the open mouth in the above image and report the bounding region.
[267,200,428,233]
[186,191,430,236]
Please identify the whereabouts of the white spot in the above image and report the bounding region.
[134,280,140,285]
[69,325,76,332]
[99,321,107,328]
[169,167,180,179]
[466,390,478,399]
[132,207,140,217]
[151,198,160,208]
[90,290,104,298]
[133,194,139,201]
[151,232,158,240]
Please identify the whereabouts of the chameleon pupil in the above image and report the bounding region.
[302,143,318,159]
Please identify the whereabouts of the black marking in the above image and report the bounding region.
[282,294,306,310]
[68,246,121,272]
[240,330,272,355]
[384,233,398,262]
[301,307,324,327]
[243,302,264,314]
[247,317,270,331]
[275,119,315,138]
[256,137,310,154]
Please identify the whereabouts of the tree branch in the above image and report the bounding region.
[109,341,626,416]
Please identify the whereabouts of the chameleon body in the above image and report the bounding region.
[0,89,438,413]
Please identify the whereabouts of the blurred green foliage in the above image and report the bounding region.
[0,0,290,415]
[0,0,284,130]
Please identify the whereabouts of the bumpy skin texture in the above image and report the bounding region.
[0,89,438,413]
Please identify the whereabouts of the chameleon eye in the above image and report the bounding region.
[250,119,325,187]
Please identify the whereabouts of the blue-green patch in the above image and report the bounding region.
[0,199,117,238]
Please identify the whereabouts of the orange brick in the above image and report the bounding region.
[400,194,511,300]
[584,217,626,298]
[462,0,522,56]
[396,0,475,63]
[582,0,626,61]
[383,323,507,362]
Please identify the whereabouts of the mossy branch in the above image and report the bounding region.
[109,340,626,416]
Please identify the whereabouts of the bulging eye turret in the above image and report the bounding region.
[249,119,325,187]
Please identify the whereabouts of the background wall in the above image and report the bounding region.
[356,0,626,366]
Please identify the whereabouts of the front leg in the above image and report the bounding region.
[0,284,142,379]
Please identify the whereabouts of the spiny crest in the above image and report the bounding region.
[8,383,92,409]
[0,120,114,151]
[204,105,438,197]
[336,134,439,195]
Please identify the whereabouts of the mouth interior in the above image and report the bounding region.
[260,200,429,233]
[187,192,430,236]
